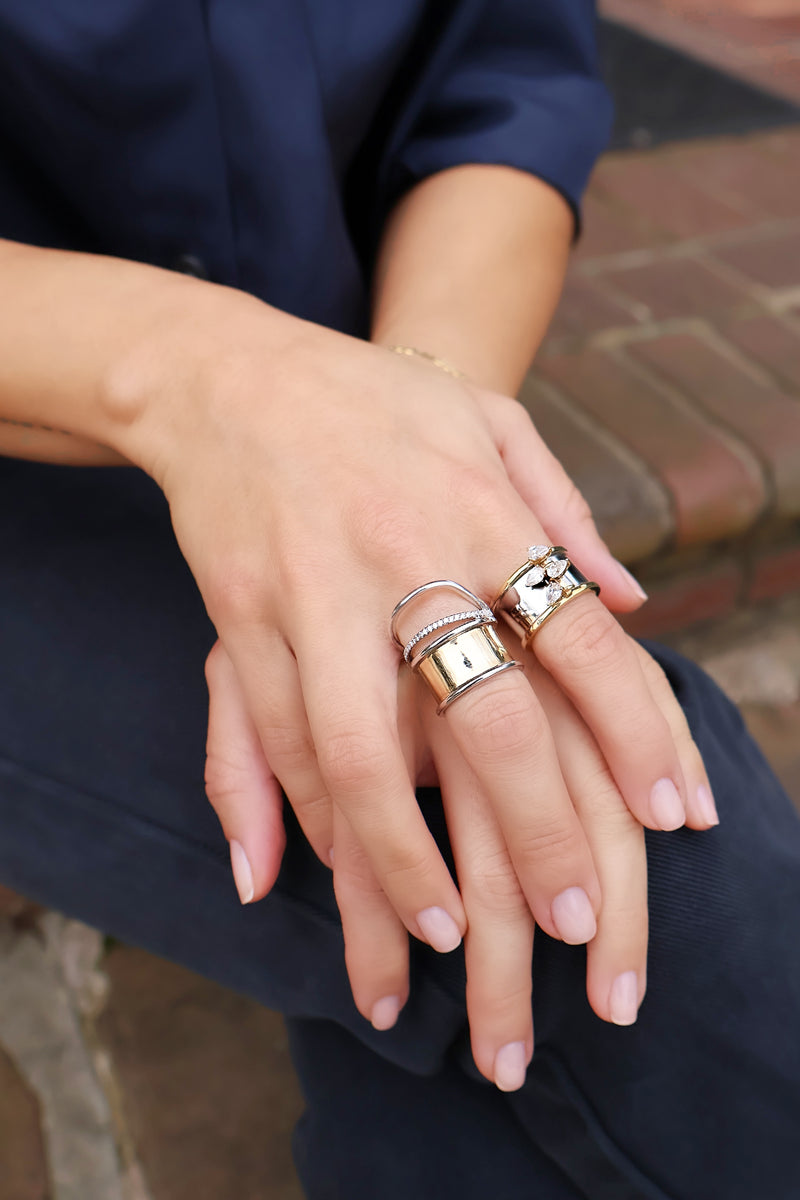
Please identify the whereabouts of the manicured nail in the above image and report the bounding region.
[371,996,400,1031]
[650,778,685,831]
[327,847,335,867]
[697,784,720,827]
[494,1041,528,1092]
[615,560,648,602]
[551,886,597,945]
[230,840,254,904]
[609,971,639,1026]
[416,906,462,953]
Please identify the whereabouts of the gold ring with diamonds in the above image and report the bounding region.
[493,545,599,648]
[391,580,522,713]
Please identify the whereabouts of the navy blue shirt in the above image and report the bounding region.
[0,0,612,334]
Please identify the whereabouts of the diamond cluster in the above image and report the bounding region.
[523,546,571,607]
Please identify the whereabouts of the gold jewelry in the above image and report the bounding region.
[387,345,466,380]
[493,545,599,648]
[416,624,521,713]
[391,580,521,714]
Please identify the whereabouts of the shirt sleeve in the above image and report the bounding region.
[389,0,613,232]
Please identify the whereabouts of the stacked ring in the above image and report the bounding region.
[391,581,522,713]
[493,545,599,648]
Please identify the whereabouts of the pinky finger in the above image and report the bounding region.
[631,642,719,831]
[333,808,410,1031]
[205,640,287,903]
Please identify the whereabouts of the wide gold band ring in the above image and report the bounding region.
[493,545,599,648]
[391,580,522,714]
[416,623,522,713]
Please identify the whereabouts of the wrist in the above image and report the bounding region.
[100,280,284,482]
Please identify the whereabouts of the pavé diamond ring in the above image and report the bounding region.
[391,580,522,713]
[493,545,600,648]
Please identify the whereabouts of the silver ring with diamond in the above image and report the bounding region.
[402,608,495,664]
[390,580,493,653]
[390,580,521,713]
[492,545,600,648]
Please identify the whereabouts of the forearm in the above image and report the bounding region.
[0,239,265,468]
[370,165,573,396]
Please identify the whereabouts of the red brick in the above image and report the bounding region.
[712,230,800,289]
[591,154,751,239]
[629,332,800,517]
[546,276,639,340]
[574,193,663,260]
[602,258,750,321]
[619,558,743,638]
[723,314,800,394]
[676,139,800,221]
[537,349,767,544]
[519,374,673,560]
[748,540,800,602]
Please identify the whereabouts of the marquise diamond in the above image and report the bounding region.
[545,582,564,605]
[545,556,568,579]
[524,566,545,587]
[527,544,549,562]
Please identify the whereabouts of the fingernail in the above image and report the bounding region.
[650,777,685,831]
[327,847,335,867]
[494,1041,528,1092]
[615,560,648,602]
[371,996,400,1031]
[609,971,639,1026]
[697,784,719,827]
[551,886,597,945]
[416,906,462,953]
[230,840,254,904]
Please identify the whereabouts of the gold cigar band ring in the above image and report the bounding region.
[391,580,522,714]
[493,545,600,649]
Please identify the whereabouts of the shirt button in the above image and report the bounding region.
[172,252,208,280]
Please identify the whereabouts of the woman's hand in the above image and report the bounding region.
[152,291,719,1076]
[127,293,708,903]
[206,624,712,1089]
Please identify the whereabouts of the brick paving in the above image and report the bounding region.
[520,121,800,636]
[600,0,800,103]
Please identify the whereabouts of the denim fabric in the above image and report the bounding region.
[1,459,799,1199]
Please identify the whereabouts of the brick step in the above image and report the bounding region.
[520,124,800,636]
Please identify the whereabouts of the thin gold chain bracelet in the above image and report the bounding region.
[387,344,466,381]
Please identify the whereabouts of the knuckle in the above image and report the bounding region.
[266,721,315,773]
[291,789,331,826]
[346,495,425,572]
[204,751,251,811]
[335,846,384,899]
[446,462,502,513]
[467,853,528,915]
[318,727,387,794]
[513,818,585,868]
[380,843,438,890]
[468,686,539,759]
[205,555,268,626]
[557,604,620,672]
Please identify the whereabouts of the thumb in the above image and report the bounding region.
[480,392,647,613]
[205,640,286,903]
